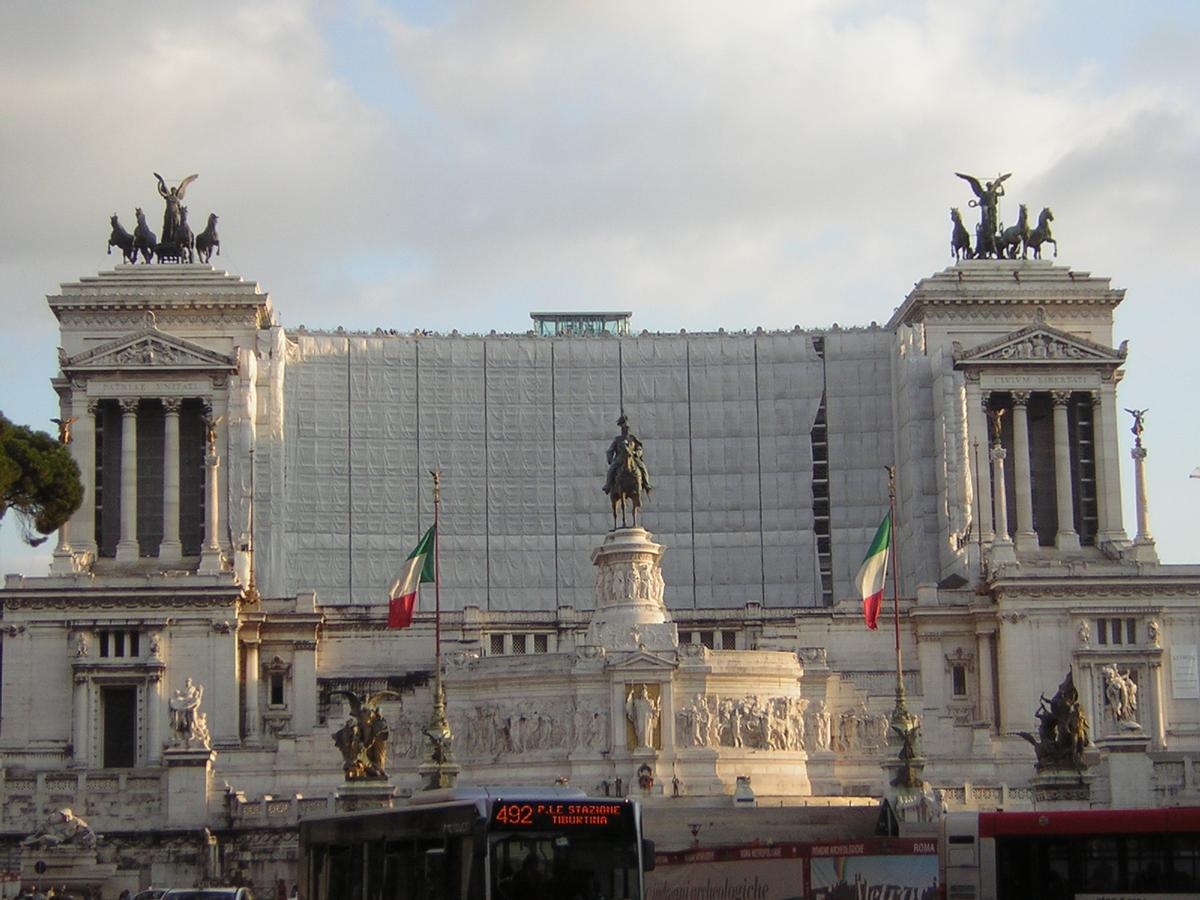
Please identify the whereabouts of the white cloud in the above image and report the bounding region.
[1,1,1199,569]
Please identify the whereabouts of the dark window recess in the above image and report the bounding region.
[722,630,737,650]
[952,664,968,697]
[180,399,208,555]
[102,685,138,768]
[96,401,122,557]
[489,634,504,655]
[1025,393,1058,547]
[534,634,549,654]
[136,400,164,555]
[1069,394,1098,546]
[270,674,285,707]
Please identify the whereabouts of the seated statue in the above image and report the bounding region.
[22,808,97,850]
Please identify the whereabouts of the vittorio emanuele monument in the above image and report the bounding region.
[0,170,1197,894]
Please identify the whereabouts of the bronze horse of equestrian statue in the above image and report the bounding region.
[608,439,643,529]
[1026,207,1056,259]
[108,214,136,263]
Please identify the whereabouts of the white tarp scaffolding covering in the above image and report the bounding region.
[277,328,898,613]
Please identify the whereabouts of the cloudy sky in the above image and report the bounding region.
[1,0,1198,572]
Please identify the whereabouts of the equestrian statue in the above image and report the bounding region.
[603,413,651,529]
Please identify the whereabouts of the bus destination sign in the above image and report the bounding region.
[490,801,632,832]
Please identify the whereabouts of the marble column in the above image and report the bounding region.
[199,447,223,574]
[965,382,994,542]
[115,398,140,562]
[1051,391,1080,551]
[1010,391,1038,553]
[1090,393,1111,543]
[74,398,100,558]
[989,443,1017,565]
[147,672,163,764]
[1097,383,1128,543]
[243,638,261,744]
[71,672,89,768]
[1150,662,1166,748]
[1130,443,1159,563]
[159,398,183,562]
[975,627,996,730]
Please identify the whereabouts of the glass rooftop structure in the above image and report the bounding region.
[530,311,632,337]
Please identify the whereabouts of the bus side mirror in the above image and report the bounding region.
[642,838,656,872]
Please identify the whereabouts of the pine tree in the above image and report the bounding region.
[0,411,83,546]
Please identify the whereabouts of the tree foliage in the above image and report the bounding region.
[0,411,83,546]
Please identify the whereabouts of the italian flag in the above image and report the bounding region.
[388,525,436,629]
[855,512,891,630]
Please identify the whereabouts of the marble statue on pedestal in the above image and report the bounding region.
[169,678,211,748]
[625,684,661,749]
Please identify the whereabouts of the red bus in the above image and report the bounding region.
[941,807,1200,900]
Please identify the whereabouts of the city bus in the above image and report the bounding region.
[299,786,653,900]
[941,806,1200,900]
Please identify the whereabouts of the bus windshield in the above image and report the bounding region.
[491,832,642,900]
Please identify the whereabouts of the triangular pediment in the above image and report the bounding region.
[954,320,1126,367]
[606,649,679,672]
[63,328,237,373]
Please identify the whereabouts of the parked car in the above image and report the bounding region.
[133,891,167,900]
[160,890,254,900]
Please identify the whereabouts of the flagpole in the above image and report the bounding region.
[887,465,902,688]
[433,468,441,677]
[885,464,923,792]
[421,468,457,789]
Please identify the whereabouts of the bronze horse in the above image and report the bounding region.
[609,440,642,529]
[950,208,971,261]
[174,206,195,263]
[196,213,220,263]
[996,203,1029,259]
[133,208,157,263]
[108,214,136,263]
[1026,207,1056,259]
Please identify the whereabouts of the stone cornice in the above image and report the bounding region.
[48,264,273,328]
[888,260,1125,330]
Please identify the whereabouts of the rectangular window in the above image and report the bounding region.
[270,673,285,707]
[721,631,737,650]
[1097,619,1107,645]
[129,632,139,657]
[534,634,548,654]
[101,685,138,768]
[512,634,527,655]
[680,632,693,645]
[952,664,968,698]
[490,634,505,655]
[1112,619,1123,645]
[700,631,715,650]
[99,631,110,657]
[114,631,125,657]
[1126,618,1137,645]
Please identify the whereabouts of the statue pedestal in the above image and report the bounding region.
[417,760,462,792]
[1031,770,1092,807]
[164,745,216,828]
[1097,733,1152,808]
[584,528,677,653]
[336,780,397,813]
[20,847,117,895]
